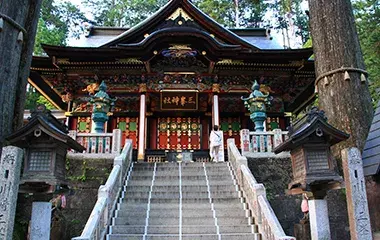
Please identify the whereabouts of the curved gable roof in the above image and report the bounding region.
[101,0,258,50]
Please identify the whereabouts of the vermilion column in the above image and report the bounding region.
[137,84,147,161]
[212,84,220,127]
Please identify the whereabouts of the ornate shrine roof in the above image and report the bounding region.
[29,0,316,113]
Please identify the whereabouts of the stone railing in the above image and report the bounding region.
[72,139,133,240]
[227,139,295,240]
[69,129,122,155]
[240,129,289,157]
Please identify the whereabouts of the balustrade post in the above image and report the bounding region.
[112,129,122,154]
[68,130,77,140]
[98,186,109,228]
[267,134,273,152]
[273,128,283,148]
[240,129,250,155]
[252,184,266,225]
[227,138,235,163]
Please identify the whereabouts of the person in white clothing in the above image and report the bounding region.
[209,125,222,162]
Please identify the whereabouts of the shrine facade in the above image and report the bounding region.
[29,0,315,160]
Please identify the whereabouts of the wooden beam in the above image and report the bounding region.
[144,61,151,73]
[208,61,215,74]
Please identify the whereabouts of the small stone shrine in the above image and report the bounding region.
[274,107,349,197]
[6,104,85,193]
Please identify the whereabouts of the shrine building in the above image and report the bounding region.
[29,0,315,161]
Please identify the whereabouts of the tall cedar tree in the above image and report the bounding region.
[308,0,373,155]
[0,0,42,157]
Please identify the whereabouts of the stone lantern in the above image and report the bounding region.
[90,80,116,133]
[6,105,85,193]
[273,107,349,197]
[241,80,270,131]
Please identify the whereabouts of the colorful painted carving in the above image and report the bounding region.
[82,83,99,95]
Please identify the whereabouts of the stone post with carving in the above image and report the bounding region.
[0,146,23,240]
[341,148,372,240]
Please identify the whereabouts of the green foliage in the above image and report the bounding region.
[192,0,235,27]
[25,85,56,110]
[83,0,268,28]
[34,0,87,55]
[353,0,380,106]
[37,95,56,110]
[84,0,167,27]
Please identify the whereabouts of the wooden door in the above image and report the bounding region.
[157,117,201,150]
[116,117,138,149]
[220,117,241,148]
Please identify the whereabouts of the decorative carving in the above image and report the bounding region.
[151,56,207,72]
[166,8,193,22]
[212,84,220,93]
[61,92,73,103]
[161,45,197,58]
[306,107,327,122]
[82,83,99,95]
[139,83,147,93]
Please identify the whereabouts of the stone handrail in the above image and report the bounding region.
[69,129,122,154]
[72,139,133,240]
[227,138,295,240]
[240,129,289,157]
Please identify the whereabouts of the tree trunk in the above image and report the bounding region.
[308,0,373,156]
[0,0,42,157]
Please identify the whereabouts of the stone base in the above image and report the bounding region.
[294,222,311,240]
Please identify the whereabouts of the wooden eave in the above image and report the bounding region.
[41,42,312,66]
[6,116,85,152]
[28,71,67,110]
[116,27,242,50]
[100,0,257,50]
[274,117,350,153]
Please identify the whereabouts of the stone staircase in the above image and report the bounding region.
[106,162,261,240]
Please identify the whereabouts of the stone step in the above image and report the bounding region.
[116,206,249,221]
[128,175,233,181]
[125,180,236,187]
[107,233,261,240]
[109,225,255,235]
[117,202,246,211]
[123,185,237,192]
[121,191,239,199]
[113,216,249,226]
[122,197,243,204]
[116,209,218,218]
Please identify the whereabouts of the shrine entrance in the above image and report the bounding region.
[157,117,201,150]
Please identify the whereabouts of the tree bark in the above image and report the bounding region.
[308,0,373,156]
[0,0,42,157]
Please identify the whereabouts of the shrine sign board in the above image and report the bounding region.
[160,90,198,111]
